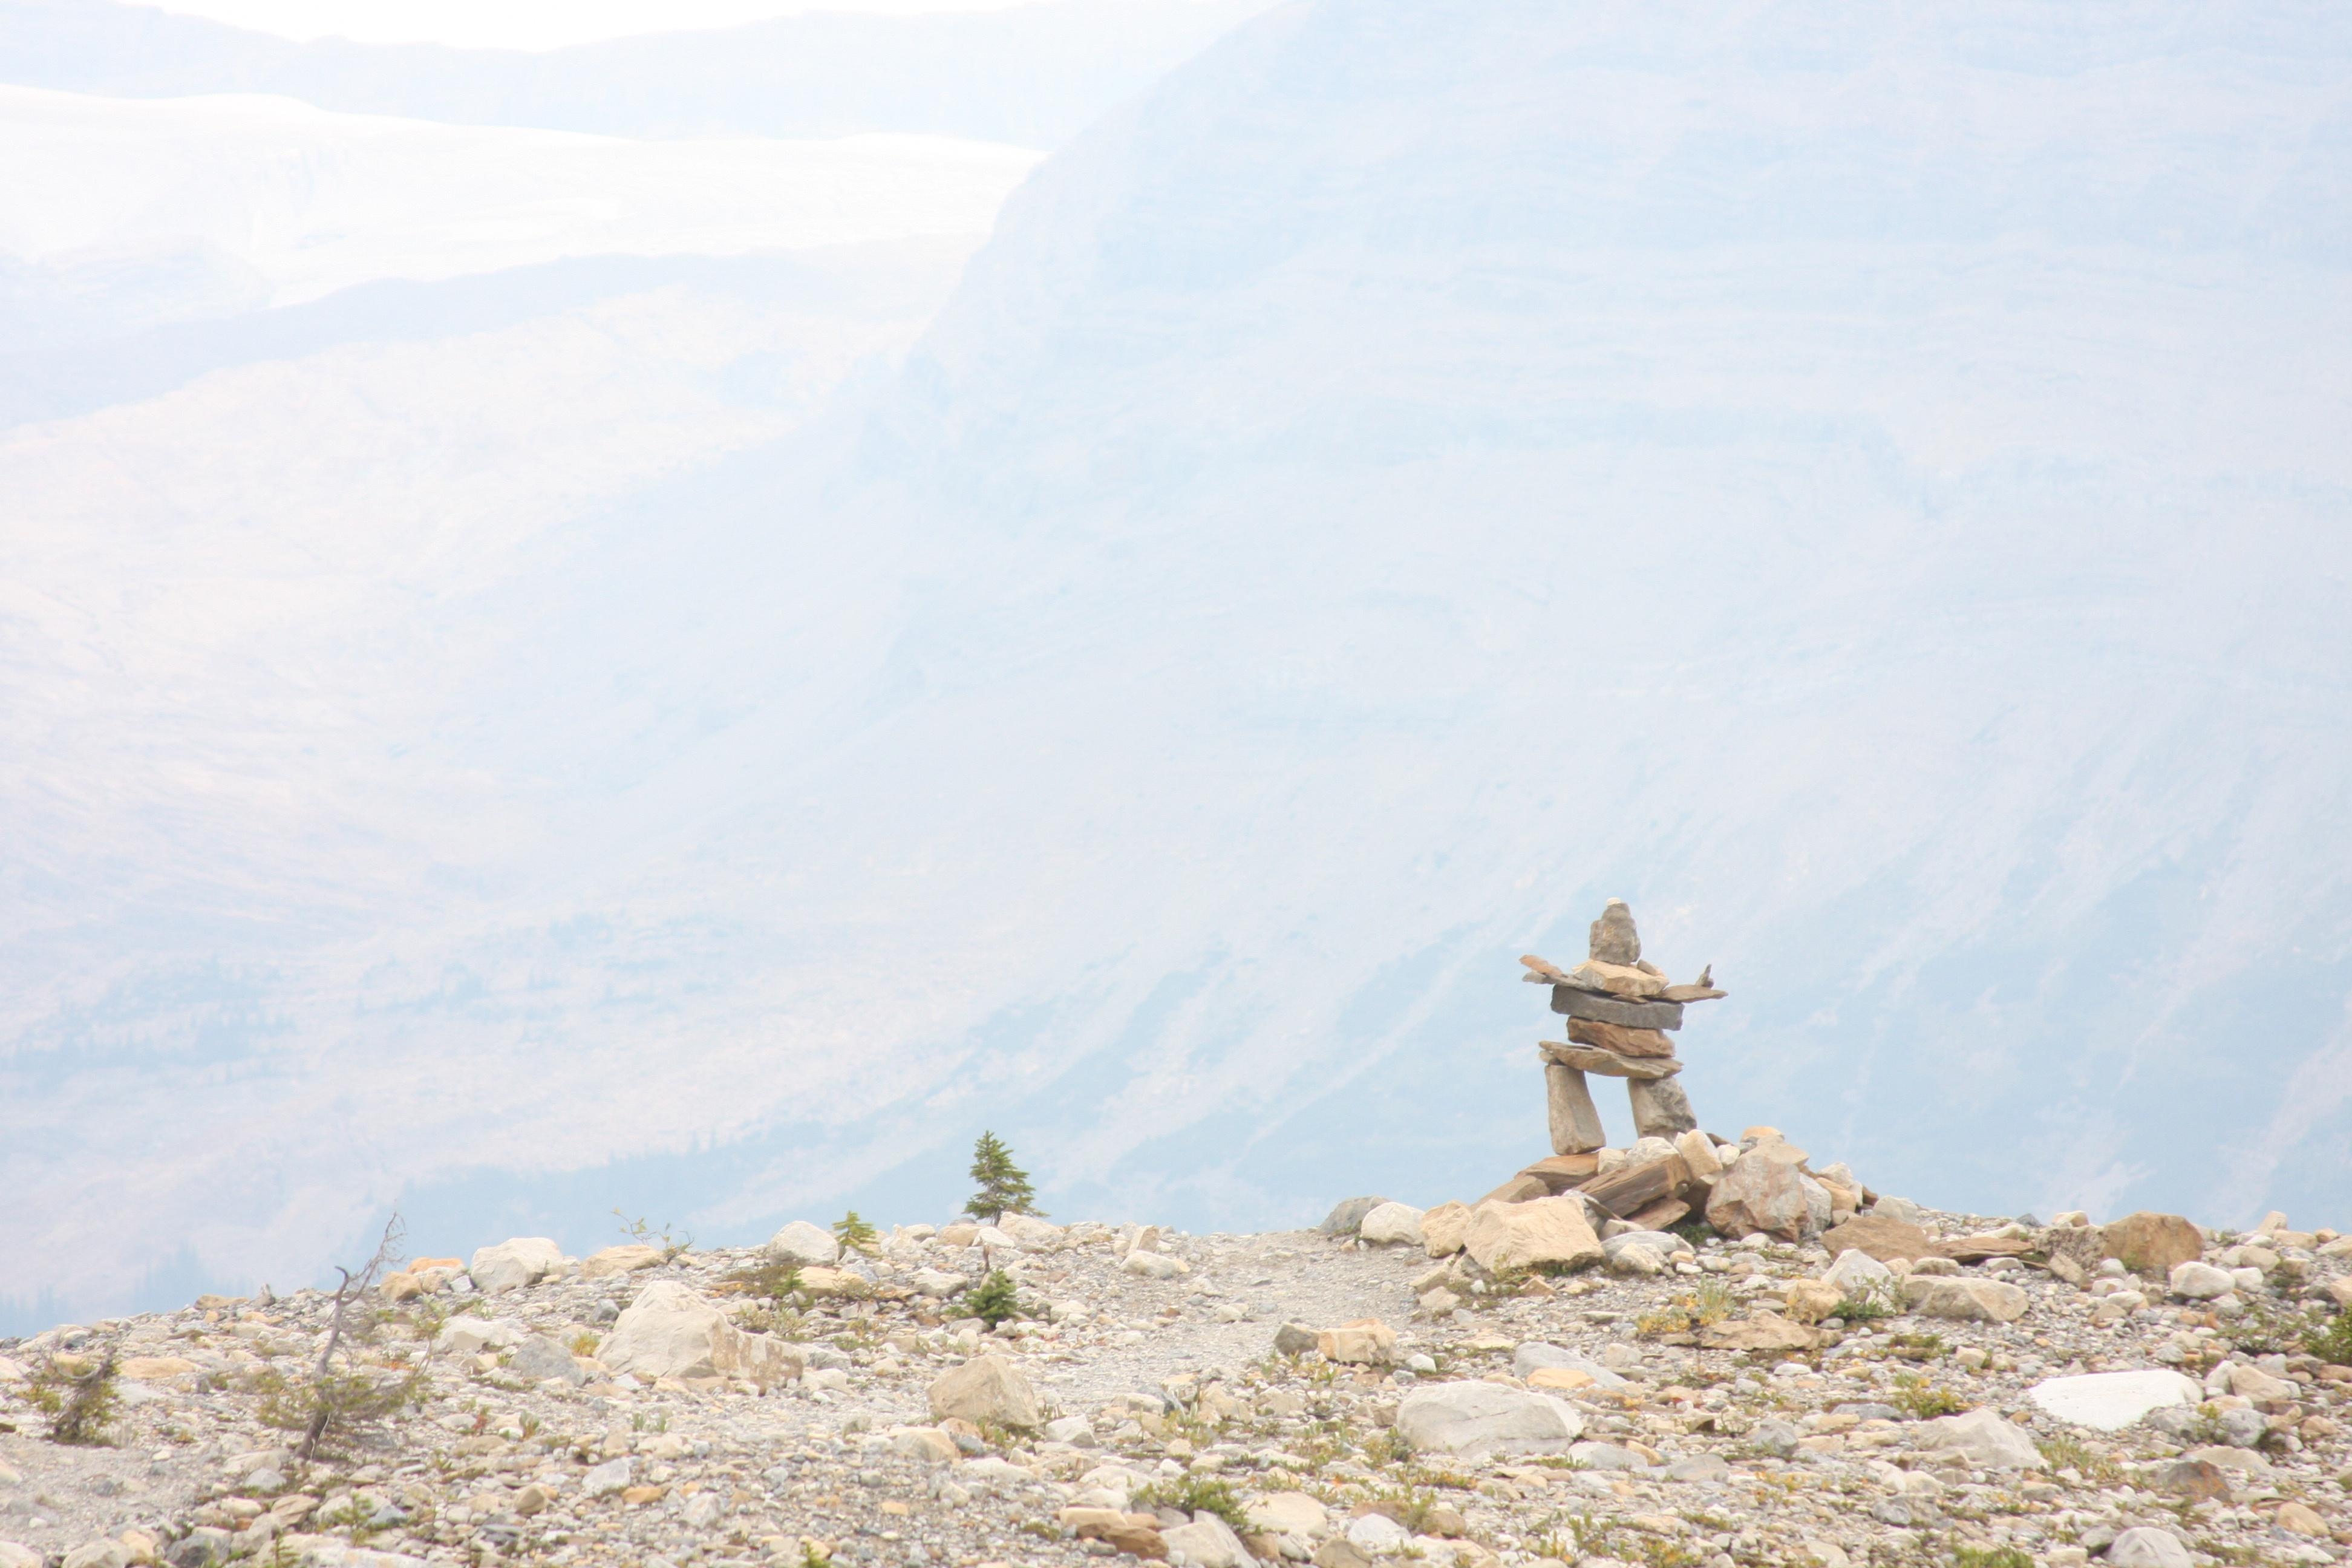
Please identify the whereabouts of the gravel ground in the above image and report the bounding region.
[5,1198,2350,1568]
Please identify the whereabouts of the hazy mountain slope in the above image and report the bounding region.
[5,0,2350,1330]
[0,0,1280,145]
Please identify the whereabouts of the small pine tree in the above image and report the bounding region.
[833,1210,879,1253]
[964,1131,1040,1223]
[966,1269,1021,1328]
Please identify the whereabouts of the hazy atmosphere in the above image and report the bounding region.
[5,0,2350,1338]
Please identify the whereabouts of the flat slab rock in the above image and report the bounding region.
[2028,1370,2204,1432]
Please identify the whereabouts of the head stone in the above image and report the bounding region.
[1589,899,1641,965]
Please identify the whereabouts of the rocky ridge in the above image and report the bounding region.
[4,1169,2351,1568]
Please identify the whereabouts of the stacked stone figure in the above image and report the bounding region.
[1521,900,1725,1151]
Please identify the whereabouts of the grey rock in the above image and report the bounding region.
[583,1457,632,1498]
[1163,1512,1252,1568]
[1601,1230,1685,1261]
[911,1269,969,1298]
[2216,1406,2268,1447]
[1589,899,1641,964]
[1566,1441,1645,1471]
[1869,1196,1924,1224]
[1870,1496,1936,1528]
[1832,1403,1903,1422]
[1357,1202,1426,1247]
[1511,1342,1627,1387]
[1044,1416,1096,1446]
[1273,1323,1319,1357]
[1397,1382,1584,1457]
[1344,1514,1410,1554]
[1916,1408,2046,1470]
[2105,1527,2193,1568]
[1664,1452,1730,1483]
[1823,1249,1896,1302]
[1749,1420,1801,1457]
[682,1492,726,1529]
[509,1334,586,1385]
[1321,1197,1389,1236]
[1548,988,1684,1031]
[1627,1074,1699,1137]
[1795,1174,1832,1238]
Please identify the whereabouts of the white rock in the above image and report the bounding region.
[1823,1248,1895,1300]
[0,1546,37,1568]
[1122,1250,1186,1279]
[1345,1514,1411,1554]
[595,1280,802,1388]
[2226,1362,2295,1401]
[768,1221,841,1267]
[1358,1203,1427,1247]
[468,1237,564,1294]
[1625,1136,1679,1168]
[1246,1493,1330,1538]
[1607,1243,1665,1276]
[433,1318,523,1356]
[1871,1196,1924,1224]
[1163,1513,1252,1568]
[927,1354,1044,1428]
[2105,1527,2193,1568]
[911,1269,971,1297]
[973,1225,1018,1249]
[2027,1370,2203,1432]
[1915,1407,2046,1470]
[1601,1229,1684,1259]
[61,1543,129,1568]
[2168,1261,2235,1299]
[1397,1382,1583,1457]
[804,1368,852,1393]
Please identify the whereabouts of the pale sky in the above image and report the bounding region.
[145,0,1157,50]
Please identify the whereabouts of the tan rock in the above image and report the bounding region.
[1705,1151,1811,1241]
[1544,1063,1607,1154]
[1698,1316,1819,1353]
[1316,1319,1399,1365]
[2100,1212,2206,1276]
[1819,1214,1936,1264]
[2324,1277,2352,1308]
[927,1354,1043,1429]
[1421,1201,1473,1258]
[1519,1153,1603,1191]
[1246,1493,1330,1538]
[117,1357,200,1380]
[580,1245,665,1279]
[1525,1367,1595,1392]
[377,1273,423,1302]
[1568,960,1668,998]
[1742,1135,1809,1166]
[797,1267,868,1298]
[1477,1174,1550,1206]
[1563,1018,1676,1058]
[1462,1197,1603,1274]
[1783,1281,1847,1324]
[1540,1040,1681,1080]
[2276,1501,2326,1536]
[1673,1130,1723,1184]
[888,1428,960,1464]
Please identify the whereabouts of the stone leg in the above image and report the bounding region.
[1546,1063,1607,1154]
[1627,1074,1697,1139]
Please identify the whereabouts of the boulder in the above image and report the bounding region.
[927,1354,1044,1429]
[1122,1250,1186,1279]
[583,1457,633,1498]
[2105,1527,2192,1568]
[578,1245,664,1280]
[1272,1323,1319,1357]
[62,1543,129,1568]
[596,1280,802,1388]
[508,1334,587,1386]
[911,1269,970,1297]
[1673,1130,1724,1184]
[1420,1202,1473,1258]
[1396,1382,1584,1458]
[435,1318,523,1356]
[1357,1203,1426,1247]
[1916,1408,2045,1470]
[1870,1195,1925,1224]
[1321,1197,1389,1236]
[1163,1513,1252,1568]
[1344,1514,1410,1555]
[1904,1276,2030,1324]
[1627,1075,1699,1138]
[888,1428,960,1464]
[1462,1196,1602,1273]
[2027,1370,2202,1432]
[2226,1362,2295,1401]
[1705,1152,1811,1241]
[468,1238,564,1294]
[1783,1280,1847,1323]
[1822,1249,1896,1302]
[1545,1063,1607,1154]
[767,1221,841,1267]
[2101,1213,2206,1277]
[1316,1319,1399,1365]
[2167,1261,2234,1300]
[996,1213,1064,1249]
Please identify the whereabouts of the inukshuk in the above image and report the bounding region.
[1521,899,1725,1151]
